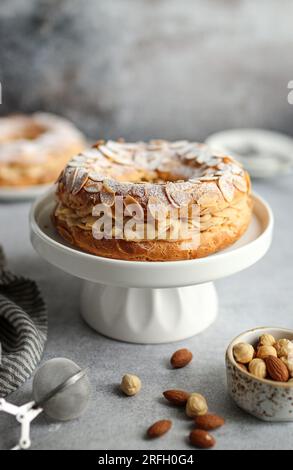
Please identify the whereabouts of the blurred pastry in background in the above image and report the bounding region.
[0,113,86,187]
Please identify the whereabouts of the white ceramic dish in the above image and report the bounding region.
[226,327,293,422]
[206,129,293,178]
[30,190,273,343]
[0,183,53,202]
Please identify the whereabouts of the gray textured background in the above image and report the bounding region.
[0,0,293,140]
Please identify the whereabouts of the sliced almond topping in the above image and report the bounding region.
[99,144,118,160]
[148,196,168,220]
[200,213,212,223]
[206,157,220,167]
[100,143,131,165]
[64,167,76,191]
[107,140,126,152]
[103,179,116,194]
[84,182,103,193]
[72,155,87,162]
[100,191,115,207]
[67,161,84,168]
[124,195,144,219]
[171,190,191,207]
[233,175,247,193]
[199,176,219,181]
[189,178,201,184]
[71,168,88,195]
[88,172,105,182]
[198,191,220,207]
[169,140,189,149]
[196,147,213,164]
[218,176,235,202]
[165,183,180,208]
[124,195,139,206]
[113,154,131,165]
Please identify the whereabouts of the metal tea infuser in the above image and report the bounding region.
[0,358,91,450]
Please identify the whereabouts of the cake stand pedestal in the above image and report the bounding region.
[30,191,273,344]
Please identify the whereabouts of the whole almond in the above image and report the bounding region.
[189,429,216,449]
[265,355,289,382]
[147,419,172,438]
[194,413,225,431]
[163,389,190,406]
[170,348,193,368]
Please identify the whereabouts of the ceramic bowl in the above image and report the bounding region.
[226,327,293,422]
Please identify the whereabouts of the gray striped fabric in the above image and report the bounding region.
[0,247,47,397]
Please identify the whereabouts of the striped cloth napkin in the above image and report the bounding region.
[0,246,47,397]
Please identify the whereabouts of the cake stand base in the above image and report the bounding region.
[80,282,218,343]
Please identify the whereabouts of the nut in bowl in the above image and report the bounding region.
[226,327,293,422]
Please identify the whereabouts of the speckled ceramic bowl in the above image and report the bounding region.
[226,327,293,422]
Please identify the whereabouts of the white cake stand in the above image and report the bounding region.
[30,191,273,344]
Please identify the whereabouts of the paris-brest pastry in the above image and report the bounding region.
[0,113,85,187]
[53,140,252,262]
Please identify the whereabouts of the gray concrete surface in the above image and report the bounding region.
[0,0,293,140]
[0,177,292,450]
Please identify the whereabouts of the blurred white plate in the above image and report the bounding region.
[206,128,293,178]
[0,183,54,202]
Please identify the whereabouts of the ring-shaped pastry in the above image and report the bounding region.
[53,140,252,261]
[0,113,85,187]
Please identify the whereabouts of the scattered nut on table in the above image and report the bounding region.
[170,348,193,368]
[147,419,172,438]
[189,429,216,449]
[186,393,208,417]
[163,389,190,406]
[194,413,225,431]
[120,374,141,396]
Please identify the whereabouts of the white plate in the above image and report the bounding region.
[206,128,293,178]
[0,183,54,202]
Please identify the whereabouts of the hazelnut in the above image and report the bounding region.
[258,334,275,347]
[256,345,277,360]
[186,393,208,417]
[281,356,293,377]
[120,374,141,396]
[274,339,293,358]
[248,358,267,379]
[233,342,255,364]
